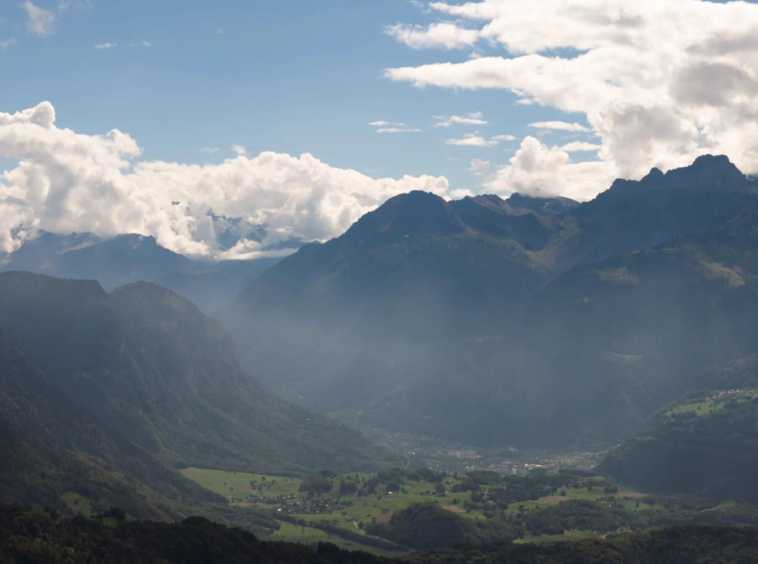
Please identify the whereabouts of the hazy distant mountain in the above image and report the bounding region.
[0,272,391,474]
[448,194,575,251]
[508,197,758,446]
[50,234,194,290]
[157,258,281,313]
[1,231,101,272]
[386,194,758,446]
[1,232,280,312]
[547,155,758,271]
[233,190,547,335]
[221,155,758,447]
[221,190,551,412]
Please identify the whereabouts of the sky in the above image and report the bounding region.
[1,0,758,258]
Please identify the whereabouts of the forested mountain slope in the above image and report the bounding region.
[222,155,758,448]
[1,504,757,564]
[598,355,758,502]
[0,272,390,475]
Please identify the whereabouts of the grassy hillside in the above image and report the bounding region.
[0,422,185,522]
[0,333,221,512]
[598,364,758,502]
[0,272,392,475]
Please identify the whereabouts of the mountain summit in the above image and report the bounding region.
[221,155,758,445]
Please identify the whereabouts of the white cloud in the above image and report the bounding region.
[434,112,487,127]
[95,42,117,49]
[231,144,248,156]
[130,40,151,47]
[469,158,490,176]
[385,22,479,50]
[0,102,450,257]
[446,135,492,147]
[448,187,475,199]
[0,39,16,49]
[385,0,758,198]
[376,128,421,133]
[22,1,55,36]
[529,121,590,133]
[484,136,616,201]
[561,141,602,152]
[445,133,514,147]
[370,120,419,133]
[201,147,219,153]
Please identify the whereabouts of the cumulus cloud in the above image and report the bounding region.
[22,1,55,36]
[0,102,450,257]
[434,112,487,127]
[385,22,479,50]
[446,133,514,147]
[484,136,616,200]
[469,158,490,176]
[385,0,758,198]
[561,141,602,152]
[529,121,590,133]
[377,128,421,133]
[231,144,248,156]
[448,187,475,199]
[369,120,419,133]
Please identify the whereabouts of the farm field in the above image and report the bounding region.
[269,522,408,557]
[180,467,479,520]
[666,395,755,419]
[180,466,669,552]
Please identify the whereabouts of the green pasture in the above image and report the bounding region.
[61,492,93,517]
[181,467,665,552]
[270,521,408,557]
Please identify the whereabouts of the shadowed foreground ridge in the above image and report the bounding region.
[0,504,757,564]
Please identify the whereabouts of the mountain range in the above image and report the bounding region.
[0,232,282,313]
[0,272,391,520]
[220,155,758,450]
[4,153,758,519]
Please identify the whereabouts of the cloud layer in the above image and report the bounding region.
[385,0,758,199]
[0,102,449,257]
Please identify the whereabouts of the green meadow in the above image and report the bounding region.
[180,467,664,553]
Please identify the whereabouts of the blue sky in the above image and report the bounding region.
[0,0,586,192]
[3,0,758,258]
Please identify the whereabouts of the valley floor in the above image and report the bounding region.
[180,467,676,553]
